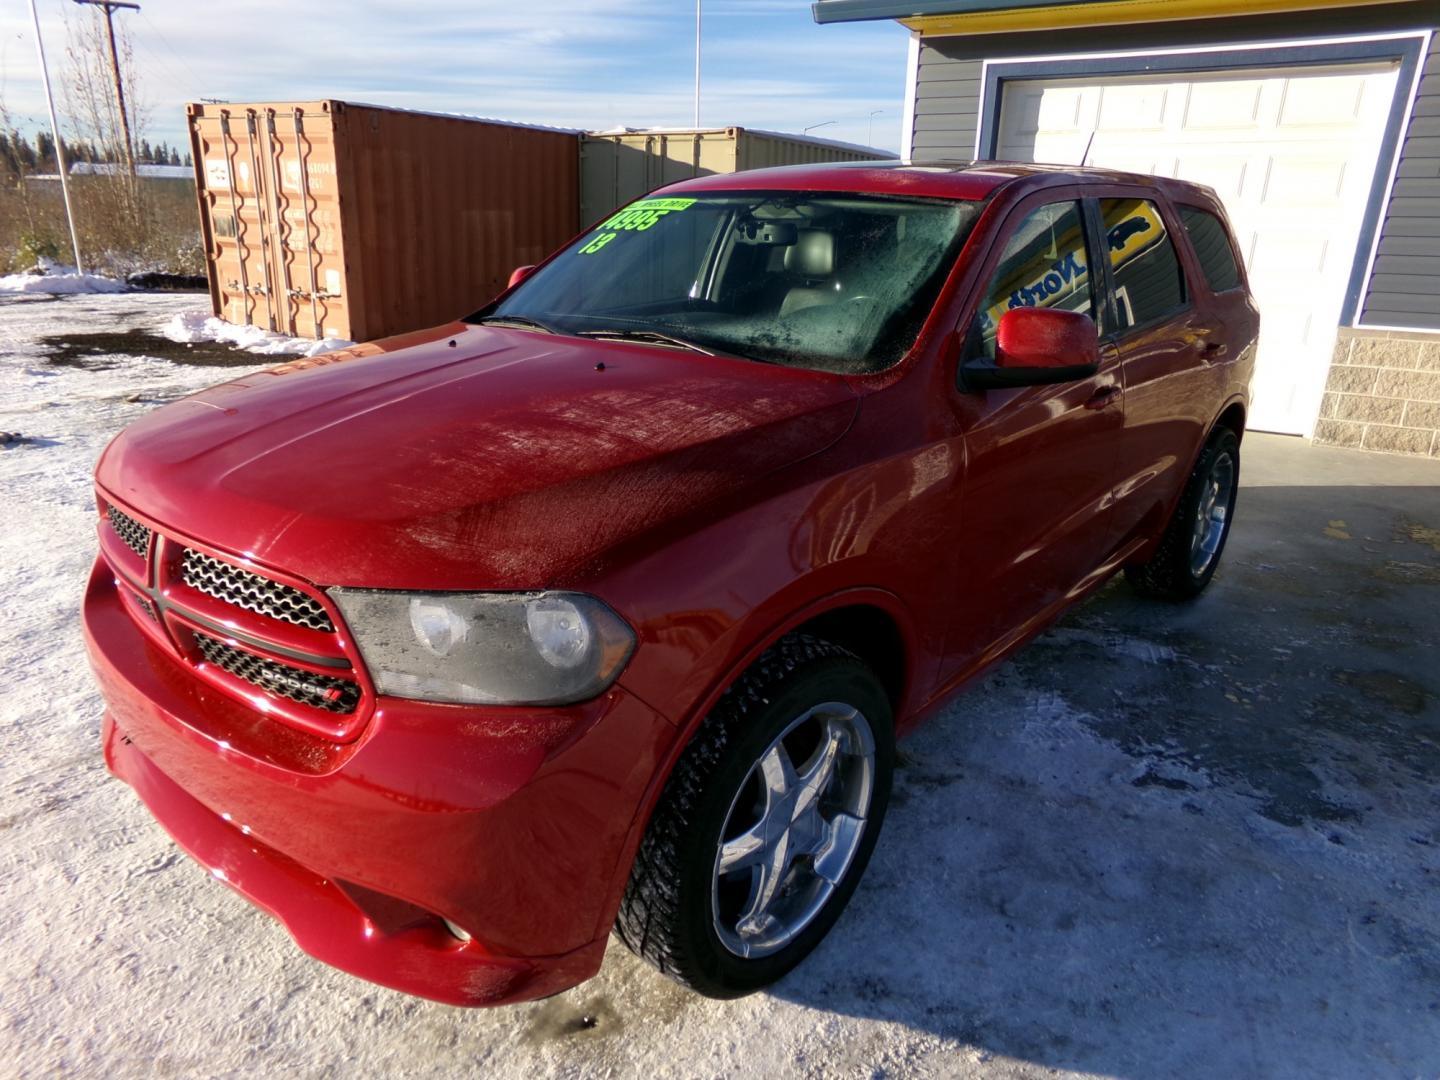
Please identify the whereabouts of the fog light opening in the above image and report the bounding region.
[442,918,472,943]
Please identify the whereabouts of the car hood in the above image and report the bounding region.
[97,323,859,589]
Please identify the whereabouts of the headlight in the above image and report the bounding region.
[328,590,635,706]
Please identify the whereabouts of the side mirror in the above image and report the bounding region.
[961,307,1100,391]
[507,265,536,289]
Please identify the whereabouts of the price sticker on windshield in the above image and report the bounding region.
[579,198,698,254]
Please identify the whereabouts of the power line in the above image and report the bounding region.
[138,10,205,95]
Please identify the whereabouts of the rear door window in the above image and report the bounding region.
[1098,198,1186,332]
[1179,206,1243,293]
[972,200,1098,360]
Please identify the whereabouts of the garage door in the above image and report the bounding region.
[995,63,1401,435]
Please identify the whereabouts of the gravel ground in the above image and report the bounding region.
[2,292,1438,1079]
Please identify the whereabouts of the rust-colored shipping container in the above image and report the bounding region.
[187,101,579,342]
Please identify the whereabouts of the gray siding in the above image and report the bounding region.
[906,2,1440,331]
[910,51,982,158]
[1362,36,1440,329]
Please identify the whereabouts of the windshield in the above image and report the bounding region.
[475,191,984,374]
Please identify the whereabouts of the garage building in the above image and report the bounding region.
[814,0,1439,455]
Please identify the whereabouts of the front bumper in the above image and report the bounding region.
[85,559,674,1006]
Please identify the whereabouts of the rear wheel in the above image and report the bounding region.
[616,634,894,997]
[1126,427,1240,601]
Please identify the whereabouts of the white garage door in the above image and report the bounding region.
[996,63,1400,435]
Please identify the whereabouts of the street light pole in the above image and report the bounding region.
[26,0,84,273]
[803,121,837,136]
[73,0,140,181]
[693,0,701,128]
[868,109,884,147]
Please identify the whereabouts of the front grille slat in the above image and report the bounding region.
[107,506,151,558]
[195,632,359,714]
[182,549,335,632]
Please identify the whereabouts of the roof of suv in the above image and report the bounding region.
[665,159,1214,204]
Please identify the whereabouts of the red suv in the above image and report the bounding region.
[85,163,1257,1005]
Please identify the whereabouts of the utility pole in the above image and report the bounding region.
[73,0,140,180]
[27,0,84,273]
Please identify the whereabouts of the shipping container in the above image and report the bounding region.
[187,101,580,342]
[579,126,890,227]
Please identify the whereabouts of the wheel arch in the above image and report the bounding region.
[593,585,918,941]
[1214,397,1247,444]
[1122,394,1247,570]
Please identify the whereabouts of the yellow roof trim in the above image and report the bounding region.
[902,0,1399,36]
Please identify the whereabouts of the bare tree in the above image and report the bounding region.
[63,5,147,210]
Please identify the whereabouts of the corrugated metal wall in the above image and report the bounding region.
[905,4,1439,332]
[189,103,351,339]
[579,127,882,227]
[331,104,579,343]
[188,101,579,343]
[733,130,879,170]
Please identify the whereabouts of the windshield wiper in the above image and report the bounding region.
[473,314,560,335]
[575,328,717,355]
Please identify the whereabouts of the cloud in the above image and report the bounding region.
[1,0,907,151]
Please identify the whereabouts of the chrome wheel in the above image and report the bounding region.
[711,702,876,959]
[1190,450,1235,576]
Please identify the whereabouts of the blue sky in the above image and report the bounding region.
[1,1,910,154]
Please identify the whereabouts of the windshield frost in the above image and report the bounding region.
[480,192,983,374]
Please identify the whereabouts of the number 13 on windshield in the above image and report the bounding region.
[579,232,617,255]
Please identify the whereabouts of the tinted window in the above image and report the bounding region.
[1099,199,1186,331]
[1180,206,1242,293]
[972,200,1097,360]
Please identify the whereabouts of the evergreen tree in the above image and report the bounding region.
[35,130,55,172]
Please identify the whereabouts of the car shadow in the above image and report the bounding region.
[768,480,1440,1077]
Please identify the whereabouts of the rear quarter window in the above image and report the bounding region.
[1179,206,1243,293]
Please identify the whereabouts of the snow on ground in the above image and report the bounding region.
[0,270,127,295]
[159,309,354,357]
[2,292,1438,1078]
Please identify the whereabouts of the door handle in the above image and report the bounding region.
[1085,385,1121,410]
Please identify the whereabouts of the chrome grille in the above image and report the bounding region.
[195,633,359,714]
[107,506,151,558]
[182,549,334,631]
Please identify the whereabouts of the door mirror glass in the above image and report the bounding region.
[996,307,1100,370]
[962,308,1099,390]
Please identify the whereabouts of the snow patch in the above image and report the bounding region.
[159,310,355,358]
[0,270,127,295]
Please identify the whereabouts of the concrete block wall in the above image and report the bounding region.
[1314,329,1440,457]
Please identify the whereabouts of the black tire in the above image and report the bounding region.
[1126,426,1240,601]
[616,633,894,998]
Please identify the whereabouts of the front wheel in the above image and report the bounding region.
[1126,426,1240,601]
[616,634,894,998]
